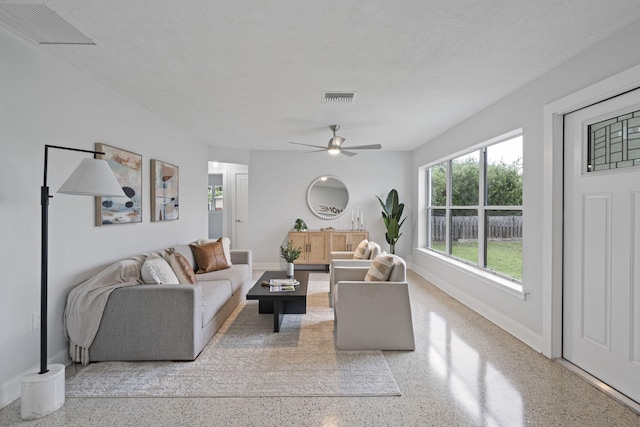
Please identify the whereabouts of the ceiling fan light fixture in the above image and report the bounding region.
[288,124,381,156]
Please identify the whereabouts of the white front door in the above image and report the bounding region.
[234,173,249,249]
[563,89,640,404]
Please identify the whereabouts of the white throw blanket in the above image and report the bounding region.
[64,255,145,365]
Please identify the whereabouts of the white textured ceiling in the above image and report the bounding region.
[8,1,640,151]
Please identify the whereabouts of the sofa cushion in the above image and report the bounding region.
[175,252,197,283]
[199,280,233,327]
[141,253,179,284]
[163,250,197,284]
[190,241,230,273]
[171,244,197,271]
[196,264,250,294]
[353,239,371,260]
[364,254,395,281]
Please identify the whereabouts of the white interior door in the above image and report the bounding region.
[563,89,640,404]
[234,173,249,249]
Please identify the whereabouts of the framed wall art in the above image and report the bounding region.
[95,143,142,226]
[151,159,179,221]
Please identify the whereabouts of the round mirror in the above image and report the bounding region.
[307,175,349,219]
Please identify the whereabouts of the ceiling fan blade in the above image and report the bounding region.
[340,150,358,157]
[305,149,327,153]
[342,144,382,150]
[289,141,327,149]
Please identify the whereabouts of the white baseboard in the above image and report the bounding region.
[409,262,543,353]
[0,348,71,410]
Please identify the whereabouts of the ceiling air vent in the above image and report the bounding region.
[0,3,95,45]
[322,92,356,104]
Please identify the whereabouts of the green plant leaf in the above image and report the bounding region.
[376,189,406,252]
[280,240,302,263]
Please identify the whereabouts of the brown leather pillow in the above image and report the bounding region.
[190,241,230,273]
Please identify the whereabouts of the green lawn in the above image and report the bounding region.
[430,240,522,280]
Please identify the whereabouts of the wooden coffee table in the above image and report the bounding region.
[245,271,309,332]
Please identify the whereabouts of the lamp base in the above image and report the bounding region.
[21,363,65,420]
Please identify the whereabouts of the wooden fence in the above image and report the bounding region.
[431,215,522,242]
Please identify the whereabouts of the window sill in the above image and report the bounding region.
[415,248,526,300]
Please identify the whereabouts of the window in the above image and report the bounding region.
[587,108,640,172]
[425,133,523,282]
[208,185,223,211]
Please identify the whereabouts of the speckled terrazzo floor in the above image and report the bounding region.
[2,270,639,426]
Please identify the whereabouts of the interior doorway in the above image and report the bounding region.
[208,162,249,249]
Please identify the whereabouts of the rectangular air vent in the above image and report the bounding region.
[323,91,356,103]
[0,3,95,45]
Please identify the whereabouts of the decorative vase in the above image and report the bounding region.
[287,262,295,278]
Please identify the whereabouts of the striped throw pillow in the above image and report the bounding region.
[352,239,371,260]
[364,254,395,281]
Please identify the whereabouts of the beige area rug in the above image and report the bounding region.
[65,281,401,397]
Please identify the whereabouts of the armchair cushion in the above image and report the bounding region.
[331,251,356,260]
[364,254,395,281]
[353,239,371,259]
[368,241,382,259]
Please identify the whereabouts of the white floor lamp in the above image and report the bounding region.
[21,144,125,420]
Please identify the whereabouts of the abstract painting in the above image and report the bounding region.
[151,159,179,221]
[95,143,142,226]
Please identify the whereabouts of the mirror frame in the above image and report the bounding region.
[306,175,350,220]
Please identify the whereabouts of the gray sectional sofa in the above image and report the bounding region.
[83,243,252,362]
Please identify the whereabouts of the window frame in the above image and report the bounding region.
[422,129,523,290]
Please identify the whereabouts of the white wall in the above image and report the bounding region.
[249,150,411,269]
[410,19,640,351]
[208,145,250,166]
[0,30,209,406]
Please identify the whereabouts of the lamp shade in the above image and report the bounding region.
[57,158,125,197]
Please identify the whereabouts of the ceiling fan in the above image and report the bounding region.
[289,125,382,156]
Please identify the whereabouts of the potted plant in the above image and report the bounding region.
[294,218,307,231]
[280,240,302,277]
[376,189,406,254]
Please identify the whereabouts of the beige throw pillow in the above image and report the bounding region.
[175,252,198,283]
[164,250,197,284]
[141,252,180,284]
[364,254,395,281]
[190,240,230,273]
[353,239,371,260]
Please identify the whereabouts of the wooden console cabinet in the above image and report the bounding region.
[329,231,369,252]
[288,230,369,266]
[289,231,328,265]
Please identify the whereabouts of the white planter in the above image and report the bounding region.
[287,262,295,278]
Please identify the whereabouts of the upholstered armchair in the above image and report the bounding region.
[333,254,415,350]
[328,240,381,307]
